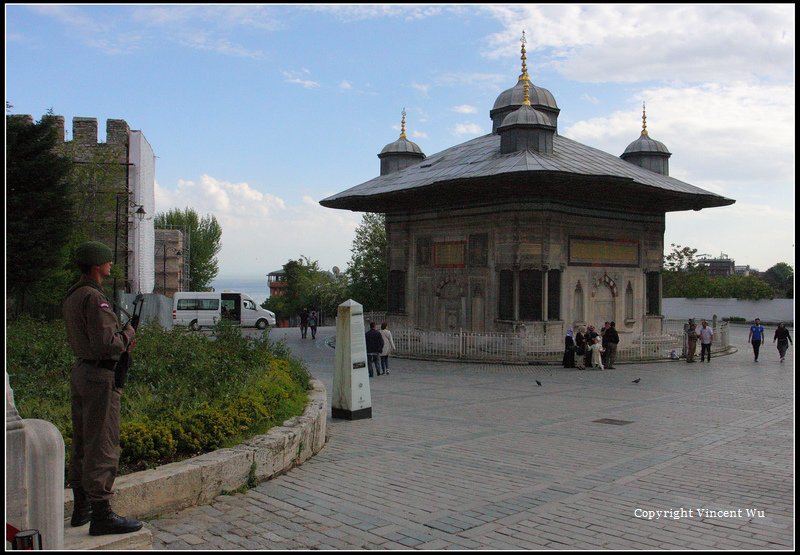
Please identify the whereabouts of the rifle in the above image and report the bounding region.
[115,294,144,388]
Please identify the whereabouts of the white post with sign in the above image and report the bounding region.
[332,299,372,420]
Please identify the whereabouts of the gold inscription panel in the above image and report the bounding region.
[569,237,640,267]
[433,241,466,268]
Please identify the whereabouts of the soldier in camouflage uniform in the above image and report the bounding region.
[63,241,143,536]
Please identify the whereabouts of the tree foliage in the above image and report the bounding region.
[346,213,387,311]
[662,243,778,300]
[663,243,705,274]
[664,273,775,300]
[263,256,348,321]
[762,262,794,298]
[154,208,222,291]
[6,114,76,315]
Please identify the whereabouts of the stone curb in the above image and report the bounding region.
[64,379,328,521]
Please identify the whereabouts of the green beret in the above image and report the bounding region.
[75,241,113,266]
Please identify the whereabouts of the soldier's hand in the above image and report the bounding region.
[127,338,136,352]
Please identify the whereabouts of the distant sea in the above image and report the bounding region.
[211,277,270,306]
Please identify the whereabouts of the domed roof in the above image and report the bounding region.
[623,132,671,156]
[499,104,553,129]
[379,109,425,157]
[622,104,670,156]
[493,77,559,113]
[380,136,424,156]
[490,32,559,133]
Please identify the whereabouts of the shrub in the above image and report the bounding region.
[7,316,311,474]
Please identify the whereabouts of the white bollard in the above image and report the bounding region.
[6,371,65,550]
[332,300,372,420]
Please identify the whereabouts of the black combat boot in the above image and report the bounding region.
[70,487,92,527]
[89,500,144,536]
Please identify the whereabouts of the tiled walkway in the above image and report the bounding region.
[148,324,794,549]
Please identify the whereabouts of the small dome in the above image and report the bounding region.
[623,132,671,156]
[380,136,424,156]
[499,104,553,129]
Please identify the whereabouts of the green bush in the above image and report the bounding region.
[7,316,312,474]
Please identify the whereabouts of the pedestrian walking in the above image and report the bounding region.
[773,322,793,362]
[365,322,384,377]
[699,320,713,362]
[308,310,318,339]
[380,322,396,375]
[63,241,143,536]
[300,308,309,339]
[748,318,765,362]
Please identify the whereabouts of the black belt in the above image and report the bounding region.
[81,359,117,370]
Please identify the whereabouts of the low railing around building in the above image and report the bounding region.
[367,315,731,364]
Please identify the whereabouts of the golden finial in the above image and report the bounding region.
[519,31,530,82]
[641,102,648,136]
[522,76,531,107]
[400,108,407,139]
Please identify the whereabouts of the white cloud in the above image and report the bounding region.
[481,4,795,83]
[155,176,361,277]
[451,123,484,137]
[665,202,795,270]
[412,130,429,139]
[282,69,320,89]
[178,32,263,59]
[434,72,508,91]
[339,80,352,90]
[26,5,142,54]
[452,104,478,114]
[411,82,431,95]
[563,83,795,191]
[305,5,447,22]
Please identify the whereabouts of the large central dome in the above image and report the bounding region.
[490,32,559,132]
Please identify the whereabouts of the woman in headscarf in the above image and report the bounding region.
[563,327,576,368]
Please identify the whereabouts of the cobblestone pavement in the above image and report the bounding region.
[149,324,794,550]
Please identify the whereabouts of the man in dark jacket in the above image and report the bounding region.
[365,322,385,377]
[605,321,620,369]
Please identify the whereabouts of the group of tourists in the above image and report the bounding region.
[563,321,620,370]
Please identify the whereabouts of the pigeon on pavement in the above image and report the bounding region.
[535,380,542,386]
[632,378,641,384]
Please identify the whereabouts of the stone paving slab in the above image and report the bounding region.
[147,324,794,550]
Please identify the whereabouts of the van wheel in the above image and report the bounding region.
[256,319,268,330]
[190,320,200,331]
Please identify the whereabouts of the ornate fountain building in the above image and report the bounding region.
[321,34,734,342]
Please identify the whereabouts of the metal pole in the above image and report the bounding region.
[113,194,121,295]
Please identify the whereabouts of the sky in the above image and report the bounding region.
[6,4,795,280]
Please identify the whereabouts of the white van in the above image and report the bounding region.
[173,291,276,330]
